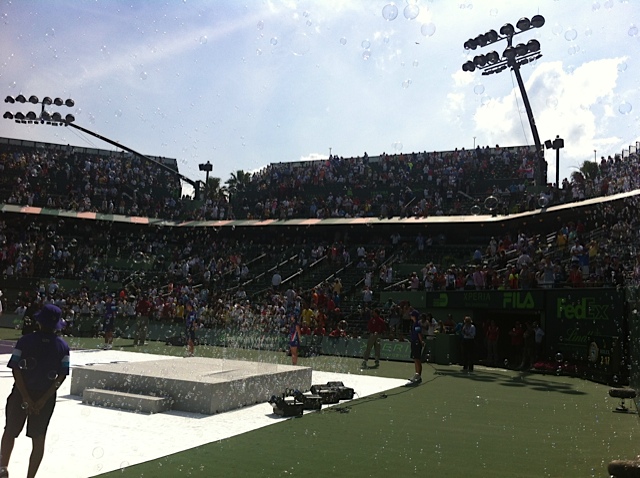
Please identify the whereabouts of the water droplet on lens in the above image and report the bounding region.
[564,29,577,41]
[618,62,627,72]
[473,84,485,95]
[421,23,436,37]
[629,25,639,36]
[339,37,347,45]
[402,79,412,89]
[619,102,632,114]
[140,71,148,80]
[382,4,398,21]
[199,36,207,45]
[490,8,498,16]
[552,24,563,35]
[404,4,419,20]
[257,21,264,30]
[92,447,104,459]
[362,51,371,60]
[361,40,370,49]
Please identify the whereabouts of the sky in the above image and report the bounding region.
[1,0,639,193]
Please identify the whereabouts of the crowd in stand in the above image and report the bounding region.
[0,143,184,219]
[2,139,640,347]
[2,139,640,222]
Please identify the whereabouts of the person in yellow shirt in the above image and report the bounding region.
[301,306,314,327]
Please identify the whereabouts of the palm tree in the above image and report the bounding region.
[203,176,227,200]
[225,170,252,197]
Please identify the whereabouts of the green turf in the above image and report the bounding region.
[1,331,637,477]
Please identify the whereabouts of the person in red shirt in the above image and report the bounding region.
[508,321,524,368]
[485,320,500,366]
[361,308,386,368]
[133,295,153,346]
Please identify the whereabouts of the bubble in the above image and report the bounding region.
[619,102,632,114]
[413,60,419,67]
[618,62,627,72]
[361,40,371,49]
[503,358,509,367]
[257,21,264,30]
[393,142,403,151]
[404,4,419,19]
[339,37,347,45]
[115,109,122,118]
[382,4,398,21]
[19,357,37,370]
[140,71,148,80]
[473,84,485,95]
[47,370,59,381]
[564,29,578,41]
[270,37,278,46]
[592,2,601,10]
[604,0,613,8]
[362,51,371,60]
[585,28,593,36]
[552,24,563,36]
[490,8,498,16]
[421,23,436,37]
[480,96,491,106]
[629,25,638,36]
[256,49,262,56]
[21,402,29,410]
[92,447,104,459]
[120,461,130,470]
[199,36,207,45]
[555,352,564,363]
[471,205,481,215]
[383,36,390,44]
[402,79,412,89]
[290,32,310,56]
[133,251,146,263]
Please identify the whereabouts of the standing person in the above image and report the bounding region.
[0,304,70,478]
[184,301,197,357]
[508,321,524,368]
[519,322,536,370]
[408,310,424,384]
[485,320,500,366]
[102,295,117,350]
[461,316,476,373]
[362,308,386,368]
[133,294,152,346]
[533,322,545,361]
[288,314,301,365]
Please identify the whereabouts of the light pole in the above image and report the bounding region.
[4,94,204,199]
[462,15,546,186]
[544,135,564,191]
[199,161,213,195]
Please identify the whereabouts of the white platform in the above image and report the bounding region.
[71,357,312,414]
[0,350,406,478]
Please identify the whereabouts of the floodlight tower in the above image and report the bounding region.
[4,94,203,199]
[462,15,547,186]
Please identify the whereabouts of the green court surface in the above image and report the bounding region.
[1,331,638,477]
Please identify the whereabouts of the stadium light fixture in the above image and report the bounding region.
[461,14,547,186]
[4,94,75,126]
[199,161,213,191]
[544,135,564,191]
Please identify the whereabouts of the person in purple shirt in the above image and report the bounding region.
[0,304,70,478]
[409,310,424,384]
[102,295,117,350]
[185,301,197,357]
